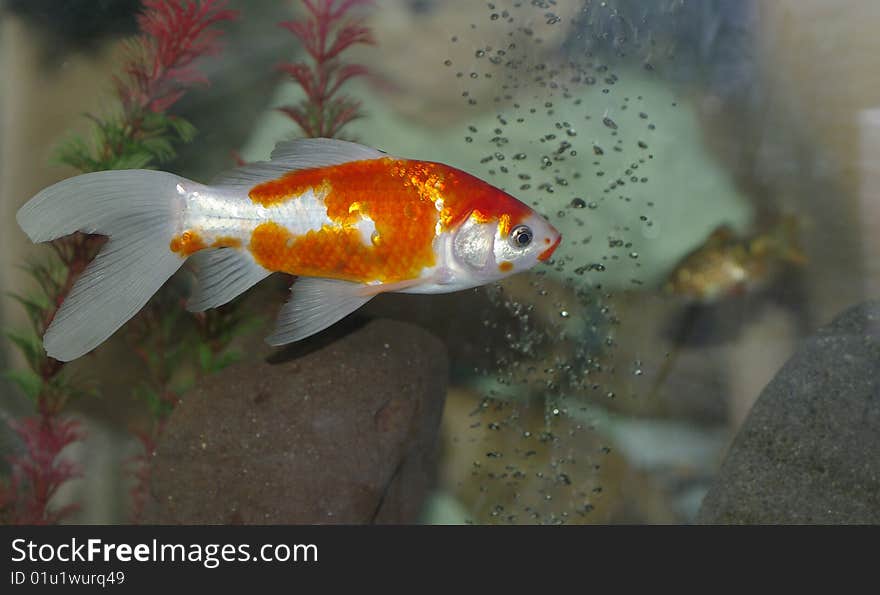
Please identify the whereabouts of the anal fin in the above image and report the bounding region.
[266,278,375,345]
[187,248,271,312]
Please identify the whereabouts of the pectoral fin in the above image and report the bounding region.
[266,274,438,345]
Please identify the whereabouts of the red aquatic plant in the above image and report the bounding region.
[1,416,83,525]
[58,0,239,172]
[127,430,158,524]
[279,0,375,138]
[4,0,238,525]
[117,0,239,115]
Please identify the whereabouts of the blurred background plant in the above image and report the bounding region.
[0,0,378,525]
[0,0,239,524]
[278,0,373,138]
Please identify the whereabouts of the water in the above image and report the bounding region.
[1,0,877,524]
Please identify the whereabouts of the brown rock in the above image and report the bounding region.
[147,319,448,524]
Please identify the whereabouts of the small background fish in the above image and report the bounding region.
[664,215,807,303]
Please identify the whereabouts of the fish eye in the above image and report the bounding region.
[509,225,533,249]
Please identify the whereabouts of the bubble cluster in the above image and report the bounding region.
[430,0,680,525]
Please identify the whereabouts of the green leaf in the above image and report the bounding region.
[198,343,212,371]
[133,384,167,418]
[59,378,99,403]
[141,136,175,161]
[159,305,183,336]
[4,328,43,369]
[171,376,195,396]
[6,292,50,326]
[168,117,198,143]
[111,151,154,170]
[27,262,61,296]
[54,134,96,171]
[2,368,43,401]
[140,110,169,131]
[235,314,266,337]
[216,350,242,370]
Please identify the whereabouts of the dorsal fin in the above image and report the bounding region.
[270,138,386,162]
[213,138,387,186]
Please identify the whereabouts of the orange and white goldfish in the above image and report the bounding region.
[17,138,561,361]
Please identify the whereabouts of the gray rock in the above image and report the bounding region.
[698,300,880,523]
[146,319,448,524]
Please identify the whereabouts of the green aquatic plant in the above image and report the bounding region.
[2,0,239,524]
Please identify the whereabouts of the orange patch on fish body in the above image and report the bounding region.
[248,159,397,209]
[212,236,242,249]
[247,159,535,283]
[249,218,434,283]
[170,230,207,256]
[249,158,532,231]
[428,163,533,233]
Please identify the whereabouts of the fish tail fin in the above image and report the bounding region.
[16,170,187,361]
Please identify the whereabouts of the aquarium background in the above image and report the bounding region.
[1,0,878,524]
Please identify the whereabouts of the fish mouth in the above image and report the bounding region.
[538,233,562,262]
